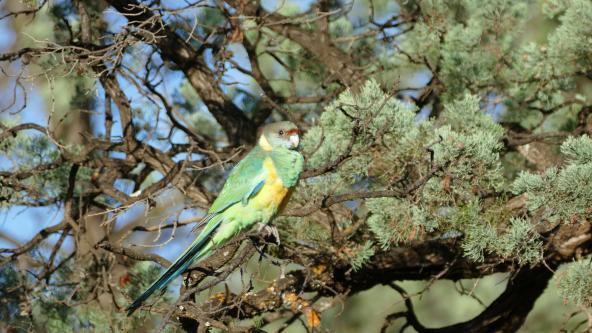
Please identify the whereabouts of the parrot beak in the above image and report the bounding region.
[289,134,300,148]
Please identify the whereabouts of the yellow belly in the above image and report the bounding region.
[251,158,289,210]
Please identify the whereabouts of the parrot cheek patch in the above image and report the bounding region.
[289,134,300,148]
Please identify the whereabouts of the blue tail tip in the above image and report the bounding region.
[126,302,141,316]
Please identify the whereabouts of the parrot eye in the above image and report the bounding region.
[278,130,284,136]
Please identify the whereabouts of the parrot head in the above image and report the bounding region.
[259,121,300,150]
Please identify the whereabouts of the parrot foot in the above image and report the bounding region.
[249,236,269,262]
[249,234,283,267]
[257,223,281,246]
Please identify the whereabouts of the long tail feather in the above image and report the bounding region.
[126,218,222,316]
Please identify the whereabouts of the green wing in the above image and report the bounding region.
[191,147,266,233]
[208,147,267,214]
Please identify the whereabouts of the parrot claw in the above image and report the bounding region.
[257,223,281,246]
[249,237,268,261]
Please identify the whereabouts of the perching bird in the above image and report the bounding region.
[126,121,304,315]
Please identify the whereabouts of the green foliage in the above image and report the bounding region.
[179,80,223,140]
[294,81,516,263]
[439,198,539,265]
[0,265,31,332]
[367,198,432,249]
[124,261,170,302]
[0,124,94,207]
[2,260,175,333]
[496,217,543,263]
[557,259,592,307]
[0,129,66,206]
[561,135,592,164]
[301,79,425,187]
[548,0,592,69]
[513,135,592,222]
[349,241,375,271]
[461,217,498,262]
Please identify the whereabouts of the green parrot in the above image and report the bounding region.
[126,121,304,315]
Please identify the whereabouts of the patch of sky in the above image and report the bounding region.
[409,68,433,88]
[112,200,147,231]
[348,0,372,29]
[112,187,186,236]
[106,96,124,139]
[170,127,189,144]
[221,67,257,96]
[109,151,126,160]
[227,43,252,71]
[172,152,206,163]
[114,178,136,195]
[0,13,16,52]
[0,152,12,171]
[139,170,165,192]
[89,82,108,137]
[200,47,263,115]
[483,91,506,122]
[398,69,433,121]
[161,0,203,11]
[0,73,49,126]
[0,205,64,249]
[260,0,317,14]
[43,232,74,257]
[124,193,201,262]
[143,216,203,263]
[102,5,127,34]
[416,105,432,122]
[109,47,191,149]
[382,26,402,38]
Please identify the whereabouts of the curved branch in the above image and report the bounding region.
[384,265,554,333]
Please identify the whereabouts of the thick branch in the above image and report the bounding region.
[104,0,257,145]
[266,22,365,89]
[96,241,171,267]
[97,69,136,141]
[234,3,367,91]
[388,265,554,333]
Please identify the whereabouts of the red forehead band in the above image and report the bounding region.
[286,128,299,135]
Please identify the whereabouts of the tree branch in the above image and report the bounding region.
[104,0,257,145]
